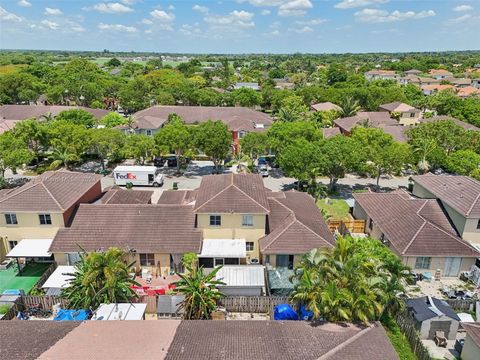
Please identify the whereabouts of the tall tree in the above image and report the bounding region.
[123,134,155,165]
[55,109,96,128]
[267,121,321,153]
[446,150,480,176]
[0,132,33,177]
[240,132,268,159]
[194,120,232,172]
[11,119,49,166]
[338,96,361,118]
[90,128,125,170]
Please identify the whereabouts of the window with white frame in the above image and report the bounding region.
[246,242,254,251]
[415,257,431,269]
[4,213,17,225]
[242,215,254,227]
[209,215,221,226]
[39,214,52,225]
[140,253,155,266]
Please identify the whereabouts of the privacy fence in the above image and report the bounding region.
[395,310,432,360]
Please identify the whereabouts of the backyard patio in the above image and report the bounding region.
[0,262,51,294]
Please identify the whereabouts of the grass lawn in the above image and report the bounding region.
[316,198,350,221]
[382,315,418,360]
[0,64,27,75]
[0,262,50,294]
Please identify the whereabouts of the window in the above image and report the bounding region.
[415,257,431,270]
[140,253,155,266]
[39,214,52,225]
[4,213,17,225]
[214,258,224,266]
[410,112,415,118]
[368,218,373,231]
[242,215,253,227]
[477,219,480,230]
[246,242,254,251]
[238,131,246,139]
[8,241,18,250]
[209,215,221,226]
[146,129,152,136]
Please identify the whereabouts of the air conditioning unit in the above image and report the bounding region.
[249,258,259,264]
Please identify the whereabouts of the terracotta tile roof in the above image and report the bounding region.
[334,112,397,133]
[165,321,398,360]
[379,102,420,113]
[0,321,80,360]
[419,116,480,132]
[194,173,270,214]
[311,102,341,112]
[428,69,453,76]
[323,127,341,139]
[101,186,153,204]
[260,192,334,254]
[157,190,197,205]
[462,322,480,347]
[457,86,480,98]
[50,204,203,253]
[353,191,479,257]
[131,106,272,132]
[412,174,480,218]
[0,170,101,212]
[421,84,455,92]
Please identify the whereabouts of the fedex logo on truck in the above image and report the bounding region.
[115,172,137,180]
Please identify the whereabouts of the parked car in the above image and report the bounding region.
[259,166,269,177]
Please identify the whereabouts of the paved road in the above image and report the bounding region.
[101,161,411,203]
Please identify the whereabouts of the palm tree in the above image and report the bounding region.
[338,96,361,118]
[39,112,55,122]
[61,247,139,310]
[174,264,225,320]
[277,107,296,122]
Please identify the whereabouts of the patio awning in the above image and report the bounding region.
[216,265,265,287]
[6,239,53,258]
[42,266,75,289]
[199,239,246,258]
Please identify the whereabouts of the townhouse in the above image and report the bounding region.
[378,102,421,126]
[0,170,102,262]
[364,70,398,81]
[310,102,341,112]
[333,112,397,136]
[428,69,453,80]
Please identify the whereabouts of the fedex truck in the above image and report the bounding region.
[113,166,164,187]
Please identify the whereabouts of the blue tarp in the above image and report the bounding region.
[273,304,298,320]
[54,308,90,321]
[299,305,314,321]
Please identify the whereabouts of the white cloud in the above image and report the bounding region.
[98,23,138,32]
[237,0,284,5]
[168,5,175,10]
[141,18,153,25]
[335,0,388,9]
[180,24,202,35]
[261,9,271,15]
[265,29,280,36]
[92,3,133,14]
[288,25,313,33]
[354,8,435,23]
[453,5,473,12]
[278,0,313,17]
[0,7,22,22]
[150,9,175,22]
[71,24,86,32]
[41,19,60,30]
[448,14,480,23]
[193,4,209,13]
[205,10,255,28]
[120,0,136,4]
[295,18,327,25]
[44,8,63,16]
[17,0,31,7]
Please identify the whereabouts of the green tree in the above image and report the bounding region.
[0,132,33,177]
[173,264,225,320]
[123,134,155,165]
[277,95,308,121]
[105,58,121,67]
[267,121,321,153]
[90,128,125,170]
[11,119,49,166]
[308,110,340,129]
[446,150,480,176]
[154,115,192,171]
[194,120,232,171]
[231,88,262,108]
[55,109,96,128]
[100,112,126,128]
[61,247,139,310]
[338,96,361,117]
[118,77,151,113]
[48,120,91,169]
[0,72,43,104]
[240,132,268,159]
[326,63,348,85]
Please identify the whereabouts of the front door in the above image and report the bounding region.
[444,257,462,277]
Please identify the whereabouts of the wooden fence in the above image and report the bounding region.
[445,299,476,312]
[395,311,432,360]
[135,295,157,314]
[327,219,365,234]
[0,301,20,321]
[21,295,69,309]
[219,296,290,313]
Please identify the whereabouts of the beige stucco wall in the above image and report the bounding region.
[398,112,420,126]
[419,317,459,340]
[197,213,266,260]
[403,256,475,276]
[462,218,480,244]
[264,254,302,268]
[411,182,436,199]
[461,333,480,360]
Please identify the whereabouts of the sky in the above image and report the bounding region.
[0,0,479,54]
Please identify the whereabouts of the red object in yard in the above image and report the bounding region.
[146,290,157,296]
[155,289,166,295]
[168,284,176,290]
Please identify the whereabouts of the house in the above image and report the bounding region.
[419,116,480,132]
[0,105,109,134]
[127,105,273,153]
[378,102,421,126]
[398,76,440,86]
[310,102,341,112]
[461,322,480,360]
[447,77,472,88]
[353,190,479,276]
[428,69,453,80]
[473,79,480,89]
[406,296,460,340]
[457,86,480,98]
[404,69,422,76]
[272,78,294,90]
[0,170,102,262]
[323,127,341,139]
[421,84,456,96]
[364,70,398,81]
[233,82,260,91]
[411,175,480,245]
[0,320,399,360]
[100,186,153,204]
[333,112,397,136]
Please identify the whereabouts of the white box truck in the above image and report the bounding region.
[113,166,164,187]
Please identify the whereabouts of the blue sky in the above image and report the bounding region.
[1,0,479,53]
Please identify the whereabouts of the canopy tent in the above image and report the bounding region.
[92,303,147,321]
[199,239,246,258]
[6,239,53,258]
[42,266,75,295]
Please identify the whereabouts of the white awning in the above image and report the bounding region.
[200,239,246,258]
[42,266,75,289]
[216,265,265,287]
[92,303,147,321]
[6,239,53,258]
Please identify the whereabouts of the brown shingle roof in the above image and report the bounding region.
[323,127,341,139]
[49,204,202,253]
[412,175,480,218]
[334,112,397,133]
[0,170,101,212]
[419,116,480,132]
[0,321,80,360]
[382,125,408,143]
[0,105,108,121]
[157,190,197,205]
[132,106,272,131]
[260,192,334,254]
[165,321,398,360]
[353,191,479,257]
[194,173,270,214]
[462,322,480,347]
[379,102,420,113]
[311,102,341,112]
[101,186,153,204]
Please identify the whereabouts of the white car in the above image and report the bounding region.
[259,166,269,177]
